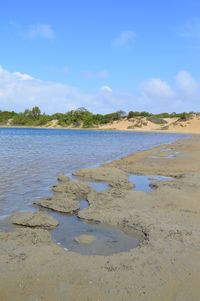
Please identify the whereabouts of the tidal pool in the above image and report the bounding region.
[129,174,174,193]
[50,207,140,256]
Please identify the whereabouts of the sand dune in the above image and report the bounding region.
[98,115,200,134]
[5,114,200,134]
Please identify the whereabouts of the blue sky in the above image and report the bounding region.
[0,0,200,113]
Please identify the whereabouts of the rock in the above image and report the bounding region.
[37,195,80,213]
[74,234,96,244]
[9,212,59,229]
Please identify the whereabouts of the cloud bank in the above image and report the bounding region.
[0,66,199,114]
[139,71,199,113]
[0,66,123,113]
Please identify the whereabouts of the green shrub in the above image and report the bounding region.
[147,116,168,125]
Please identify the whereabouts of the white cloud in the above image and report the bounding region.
[141,78,174,98]
[25,24,55,40]
[176,70,198,95]
[0,66,118,113]
[112,31,136,48]
[138,72,200,113]
[100,85,113,93]
[0,66,86,113]
[0,66,200,114]
[13,72,34,81]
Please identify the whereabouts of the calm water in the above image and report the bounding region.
[0,128,185,219]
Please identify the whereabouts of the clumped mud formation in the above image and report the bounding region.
[37,195,80,213]
[57,175,70,182]
[74,166,134,189]
[9,212,59,229]
[36,177,93,213]
[52,179,91,196]
[0,227,52,246]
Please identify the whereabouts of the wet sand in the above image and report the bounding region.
[1,135,200,300]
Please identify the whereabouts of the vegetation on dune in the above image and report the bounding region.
[10,107,51,126]
[146,116,168,125]
[0,106,196,128]
[0,110,17,124]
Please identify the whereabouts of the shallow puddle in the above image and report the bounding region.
[87,181,109,192]
[70,175,109,192]
[49,206,139,256]
[129,174,174,193]
[72,172,173,194]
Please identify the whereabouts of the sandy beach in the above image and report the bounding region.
[98,115,200,134]
[1,135,200,301]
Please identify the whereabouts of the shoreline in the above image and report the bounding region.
[0,124,199,135]
[1,135,200,300]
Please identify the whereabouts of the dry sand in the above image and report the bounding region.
[1,136,200,300]
[98,115,200,134]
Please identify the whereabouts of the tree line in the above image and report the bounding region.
[0,106,196,127]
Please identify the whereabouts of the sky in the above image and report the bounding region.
[0,0,200,114]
